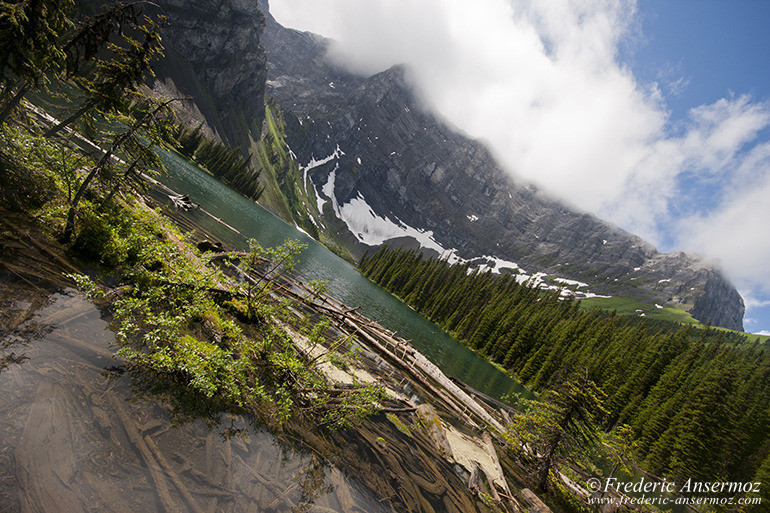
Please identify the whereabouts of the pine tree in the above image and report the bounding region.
[63,96,178,241]
[0,0,73,123]
[506,373,608,492]
[45,5,163,136]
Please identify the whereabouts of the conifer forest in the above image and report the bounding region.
[360,245,770,486]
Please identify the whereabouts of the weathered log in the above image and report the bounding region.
[340,315,479,427]
[416,404,455,460]
[413,351,504,432]
[449,377,517,415]
[0,261,60,290]
[231,453,296,510]
[108,396,182,513]
[221,437,233,490]
[379,406,418,413]
[263,483,299,510]
[50,332,119,362]
[330,469,356,513]
[144,434,206,513]
[244,482,260,513]
[519,489,552,513]
[468,463,481,495]
[172,457,234,497]
[83,472,137,513]
[3,296,41,331]
[482,465,502,504]
[482,431,521,512]
[23,230,84,275]
[14,383,88,513]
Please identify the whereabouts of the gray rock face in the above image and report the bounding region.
[260,7,745,330]
[150,0,267,151]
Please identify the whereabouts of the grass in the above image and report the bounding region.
[252,134,292,218]
[254,102,356,263]
[580,295,701,324]
[255,103,320,238]
[711,326,770,344]
[581,295,770,344]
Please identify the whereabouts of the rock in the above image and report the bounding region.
[149,0,268,153]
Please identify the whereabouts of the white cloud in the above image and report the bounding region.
[677,142,770,293]
[744,294,770,311]
[271,0,770,294]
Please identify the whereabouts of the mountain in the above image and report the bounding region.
[144,0,744,331]
[148,0,267,152]
[256,1,744,331]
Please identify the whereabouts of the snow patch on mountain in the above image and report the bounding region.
[320,165,339,213]
[554,278,589,288]
[338,192,454,257]
[474,256,520,274]
[317,183,613,300]
[301,144,344,191]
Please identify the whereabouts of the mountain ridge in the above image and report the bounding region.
[143,0,744,331]
[258,3,745,331]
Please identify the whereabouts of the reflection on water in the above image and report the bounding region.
[155,149,529,403]
[0,288,389,513]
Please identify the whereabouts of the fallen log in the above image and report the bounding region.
[449,377,517,415]
[339,315,479,428]
[231,453,296,510]
[468,463,481,495]
[483,431,520,513]
[0,261,64,289]
[14,383,88,513]
[144,434,206,513]
[330,469,356,513]
[108,396,182,513]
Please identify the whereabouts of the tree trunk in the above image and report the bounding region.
[61,97,179,241]
[0,81,31,125]
[44,102,92,137]
[98,158,142,211]
[62,158,108,242]
[537,432,561,492]
[537,405,574,492]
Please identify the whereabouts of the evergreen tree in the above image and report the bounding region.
[45,3,162,136]
[506,374,608,492]
[63,96,177,241]
[0,0,73,122]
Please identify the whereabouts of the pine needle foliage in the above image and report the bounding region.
[172,122,262,200]
[360,245,770,488]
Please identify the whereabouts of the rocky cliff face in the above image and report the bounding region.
[149,0,267,152]
[260,5,745,330]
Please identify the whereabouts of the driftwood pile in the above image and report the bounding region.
[210,252,526,512]
[214,251,508,433]
[169,193,197,211]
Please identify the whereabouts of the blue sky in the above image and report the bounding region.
[626,1,770,124]
[624,0,770,334]
[272,0,770,334]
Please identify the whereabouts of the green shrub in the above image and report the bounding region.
[72,203,128,266]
